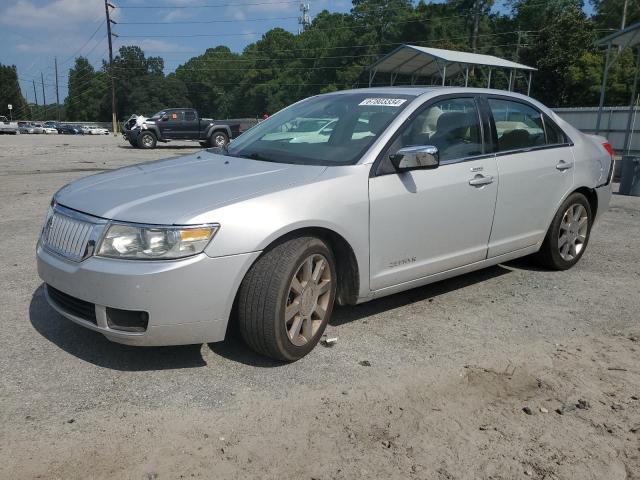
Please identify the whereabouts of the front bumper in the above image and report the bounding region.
[37,245,260,346]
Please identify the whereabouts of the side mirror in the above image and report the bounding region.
[390,145,439,172]
[161,115,169,121]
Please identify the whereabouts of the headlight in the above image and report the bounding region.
[96,223,218,260]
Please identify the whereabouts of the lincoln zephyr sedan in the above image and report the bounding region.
[37,87,614,361]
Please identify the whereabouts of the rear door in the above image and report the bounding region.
[369,96,499,290]
[484,96,575,257]
[182,109,200,139]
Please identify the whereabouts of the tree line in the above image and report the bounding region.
[1,0,638,122]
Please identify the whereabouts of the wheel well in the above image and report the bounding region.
[210,128,229,137]
[261,227,360,306]
[574,187,598,218]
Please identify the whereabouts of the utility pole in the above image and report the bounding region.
[55,57,60,121]
[471,0,481,53]
[41,72,46,119]
[105,0,118,134]
[32,80,38,119]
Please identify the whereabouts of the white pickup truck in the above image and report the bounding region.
[0,116,19,134]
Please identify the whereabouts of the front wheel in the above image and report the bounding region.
[237,237,337,361]
[535,192,592,270]
[137,131,157,149]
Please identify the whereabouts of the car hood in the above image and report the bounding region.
[55,150,327,224]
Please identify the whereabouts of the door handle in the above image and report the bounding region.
[556,160,573,171]
[468,174,494,187]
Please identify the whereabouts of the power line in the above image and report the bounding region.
[118,16,298,25]
[116,0,300,8]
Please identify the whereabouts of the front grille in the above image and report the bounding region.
[42,210,94,261]
[47,285,97,324]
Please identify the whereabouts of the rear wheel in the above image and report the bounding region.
[237,237,337,361]
[137,131,157,149]
[211,131,229,148]
[535,192,592,270]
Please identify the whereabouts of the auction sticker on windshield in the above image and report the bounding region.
[359,98,407,107]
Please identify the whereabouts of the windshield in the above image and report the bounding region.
[151,110,167,119]
[226,92,413,166]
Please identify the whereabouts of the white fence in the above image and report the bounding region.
[553,106,640,153]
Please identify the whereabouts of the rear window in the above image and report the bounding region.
[488,99,545,151]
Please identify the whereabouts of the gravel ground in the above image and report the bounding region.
[0,134,638,479]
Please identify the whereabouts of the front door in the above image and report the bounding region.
[157,110,184,139]
[484,97,575,257]
[369,96,498,291]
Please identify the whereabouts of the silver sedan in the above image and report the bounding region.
[37,87,614,360]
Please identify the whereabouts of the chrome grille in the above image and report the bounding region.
[42,209,95,261]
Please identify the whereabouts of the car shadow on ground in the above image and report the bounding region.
[329,264,511,327]
[30,264,517,370]
[29,284,207,371]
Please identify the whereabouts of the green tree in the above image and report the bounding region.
[0,64,30,120]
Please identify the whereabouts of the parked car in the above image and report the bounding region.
[58,124,82,135]
[19,123,35,134]
[89,126,110,135]
[79,125,93,135]
[0,115,19,134]
[37,87,613,361]
[31,123,45,134]
[43,126,58,134]
[122,109,242,149]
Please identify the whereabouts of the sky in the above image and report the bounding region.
[0,0,591,103]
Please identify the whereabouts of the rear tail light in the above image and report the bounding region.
[603,142,615,159]
[603,142,615,185]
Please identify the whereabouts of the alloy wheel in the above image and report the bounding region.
[284,254,332,347]
[214,134,227,147]
[558,203,589,261]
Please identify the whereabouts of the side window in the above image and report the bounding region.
[168,111,183,122]
[544,115,568,145]
[488,99,545,151]
[184,110,196,121]
[384,97,483,164]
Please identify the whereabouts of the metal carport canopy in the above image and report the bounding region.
[368,44,536,91]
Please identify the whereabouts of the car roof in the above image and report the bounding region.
[325,86,540,102]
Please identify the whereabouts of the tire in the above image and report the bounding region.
[210,131,229,148]
[535,192,592,270]
[137,131,157,149]
[237,236,337,361]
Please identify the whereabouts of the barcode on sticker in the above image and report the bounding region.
[359,98,407,107]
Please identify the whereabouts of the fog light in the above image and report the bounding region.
[106,307,149,332]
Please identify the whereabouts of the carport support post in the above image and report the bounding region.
[368,68,377,87]
[442,64,447,86]
[487,68,492,88]
[527,71,532,96]
[465,65,469,87]
[508,69,514,91]
[596,42,613,135]
[623,47,640,154]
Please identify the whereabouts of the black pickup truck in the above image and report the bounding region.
[123,108,242,149]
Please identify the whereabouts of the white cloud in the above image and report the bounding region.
[0,0,104,28]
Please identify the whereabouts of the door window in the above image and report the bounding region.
[382,97,483,168]
[544,115,569,145]
[488,99,545,151]
[184,110,196,121]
